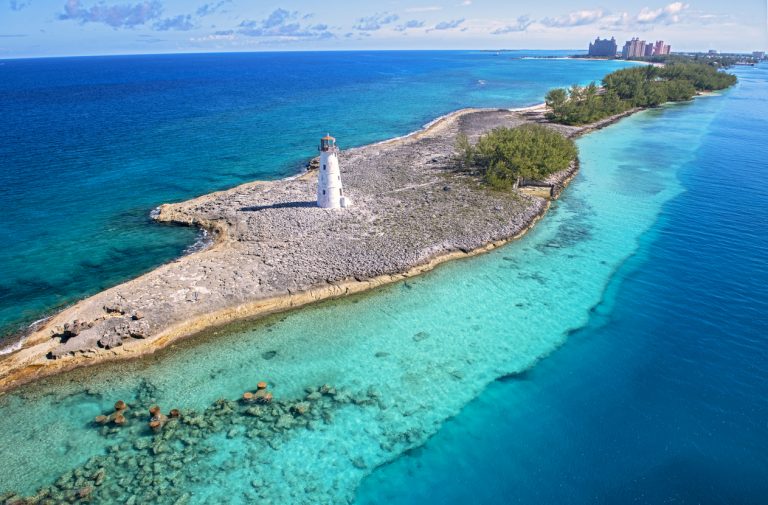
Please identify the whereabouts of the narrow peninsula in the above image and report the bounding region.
[0,59,735,392]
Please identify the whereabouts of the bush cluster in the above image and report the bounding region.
[632,53,760,68]
[544,83,628,126]
[456,124,578,190]
[546,62,737,125]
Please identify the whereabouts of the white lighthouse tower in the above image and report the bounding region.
[317,133,350,209]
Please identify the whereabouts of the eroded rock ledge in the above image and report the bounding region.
[0,105,624,393]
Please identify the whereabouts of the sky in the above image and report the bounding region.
[0,0,765,58]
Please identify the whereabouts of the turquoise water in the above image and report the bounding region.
[2,60,761,504]
[356,66,768,504]
[0,51,634,339]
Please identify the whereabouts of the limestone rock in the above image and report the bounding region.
[98,332,123,350]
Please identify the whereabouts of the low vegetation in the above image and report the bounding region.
[456,124,578,190]
[634,53,762,68]
[546,62,737,125]
[544,83,629,126]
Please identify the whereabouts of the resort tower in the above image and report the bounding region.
[317,133,350,208]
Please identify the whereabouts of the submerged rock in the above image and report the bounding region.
[275,414,294,429]
[93,469,105,486]
[289,402,310,416]
[14,384,369,504]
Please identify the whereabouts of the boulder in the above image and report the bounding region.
[97,332,123,350]
[128,319,150,339]
[275,414,294,429]
[289,402,310,416]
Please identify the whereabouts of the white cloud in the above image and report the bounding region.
[492,15,533,34]
[354,12,399,31]
[58,0,163,29]
[541,9,606,28]
[195,0,230,17]
[238,8,334,39]
[429,18,465,31]
[10,0,30,11]
[154,14,194,31]
[395,19,426,32]
[635,2,688,24]
[537,3,700,31]
[190,32,235,42]
[594,2,713,31]
[405,6,442,13]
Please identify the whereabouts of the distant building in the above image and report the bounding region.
[621,38,671,59]
[708,49,718,55]
[754,51,766,60]
[588,37,618,57]
[622,38,647,59]
[644,44,654,57]
[653,40,671,56]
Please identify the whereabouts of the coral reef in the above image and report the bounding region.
[1,383,377,504]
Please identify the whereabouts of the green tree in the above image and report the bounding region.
[458,125,578,189]
[665,79,697,101]
[545,88,568,121]
[546,61,736,125]
[454,133,474,169]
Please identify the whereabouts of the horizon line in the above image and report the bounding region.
[0,46,762,62]
[2,48,581,61]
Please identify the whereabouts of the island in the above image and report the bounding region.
[0,61,736,394]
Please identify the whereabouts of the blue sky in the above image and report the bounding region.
[1,0,765,58]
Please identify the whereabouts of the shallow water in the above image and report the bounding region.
[0,50,634,338]
[1,65,750,503]
[355,66,768,504]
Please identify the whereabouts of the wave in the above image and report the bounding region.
[0,316,50,355]
[182,228,213,255]
[0,337,24,356]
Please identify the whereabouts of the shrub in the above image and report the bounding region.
[456,125,578,189]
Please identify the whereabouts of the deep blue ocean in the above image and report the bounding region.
[0,52,765,504]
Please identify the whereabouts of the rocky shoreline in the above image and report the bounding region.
[0,104,640,394]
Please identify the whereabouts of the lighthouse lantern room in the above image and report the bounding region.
[317,133,351,209]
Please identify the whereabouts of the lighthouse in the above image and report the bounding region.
[317,133,351,209]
